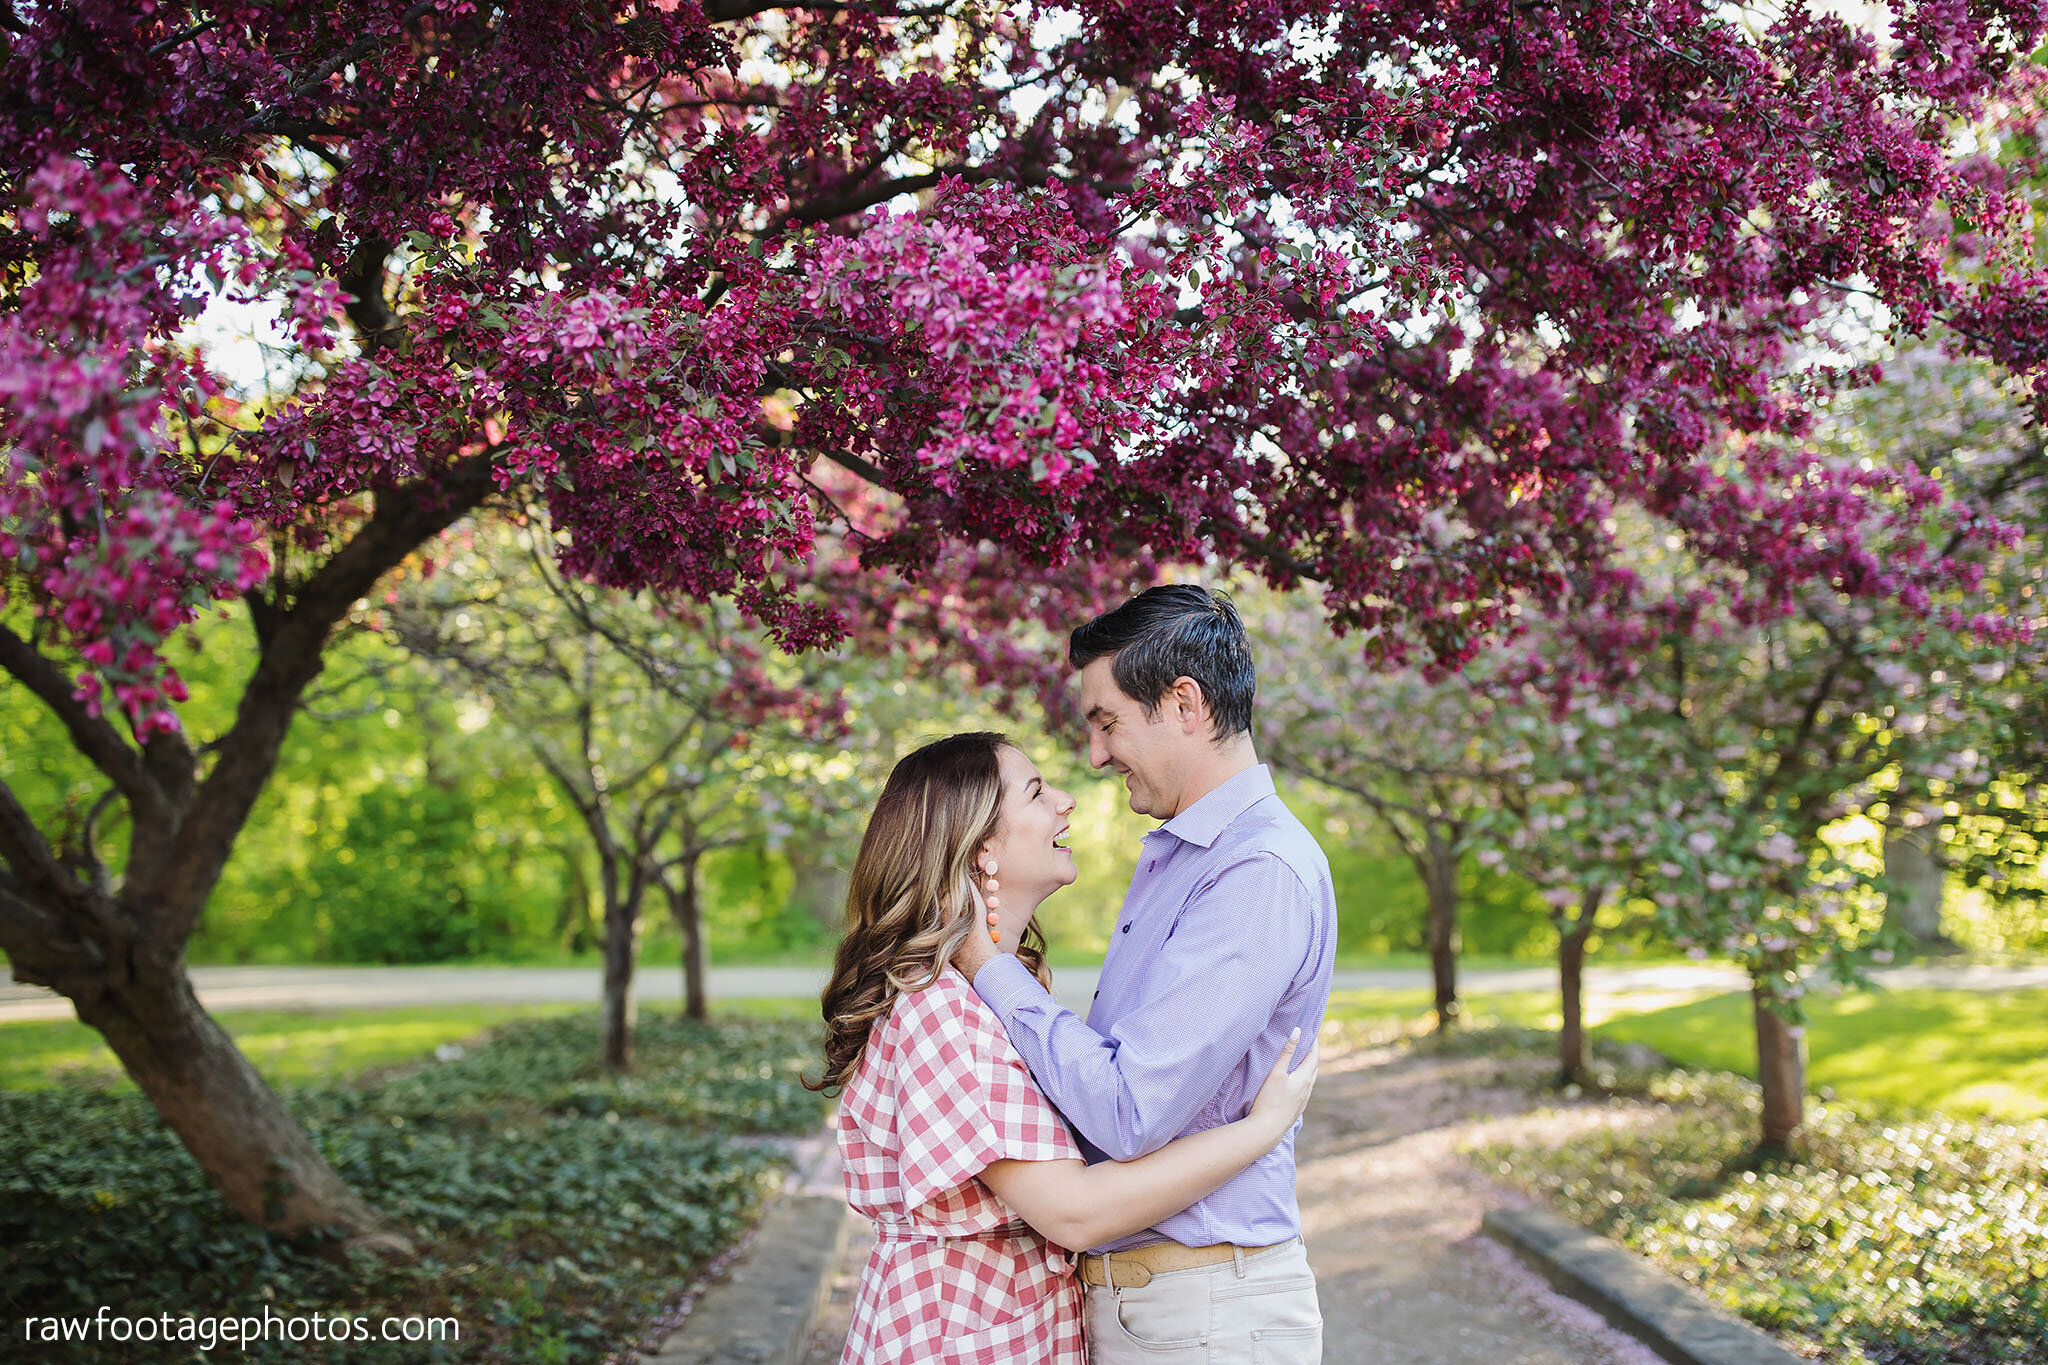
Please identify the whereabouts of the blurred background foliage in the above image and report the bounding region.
[2,598,1557,969]
[5,586,2039,974]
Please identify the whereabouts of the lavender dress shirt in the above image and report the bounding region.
[972,763,1337,1253]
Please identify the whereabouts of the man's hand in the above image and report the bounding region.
[952,926,998,981]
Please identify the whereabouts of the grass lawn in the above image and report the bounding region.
[1324,985,1557,1032]
[1593,986,2048,1121]
[0,997,815,1091]
[1325,982,2048,1121]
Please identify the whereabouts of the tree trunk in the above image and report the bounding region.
[550,842,596,955]
[1883,804,1958,953]
[1556,890,1600,1083]
[67,946,411,1252]
[600,860,645,1072]
[0,375,492,1249]
[669,850,709,1023]
[1753,987,1806,1153]
[1421,836,1461,1030]
[786,843,850,932]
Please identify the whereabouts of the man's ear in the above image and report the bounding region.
[1170,676,1208,734]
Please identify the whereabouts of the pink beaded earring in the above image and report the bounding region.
[979,855,1001,944]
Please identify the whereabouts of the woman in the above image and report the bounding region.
[814,732,1319,1364]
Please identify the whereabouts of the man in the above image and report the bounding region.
[953,584,1336,1364]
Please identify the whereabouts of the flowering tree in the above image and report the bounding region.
[1258,589,1641,1073]
[1477,671,1712,1086]
[1815,342,2048,947]
[1501,497,2032,1151]
[6,0,2048,1243]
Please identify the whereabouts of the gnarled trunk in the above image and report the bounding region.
[0,470,493,1249]
[600,857,651,1072]
[667,849,709,1022]
[1883,804,1958,953]
[550,841,597,955]
[65,941,407,1251]
[786,843,850,933]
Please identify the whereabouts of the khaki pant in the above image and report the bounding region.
[1084,1238,1322,1364]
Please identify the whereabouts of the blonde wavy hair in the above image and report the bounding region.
[810,732,1049,1094]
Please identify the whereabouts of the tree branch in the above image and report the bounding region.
[242,2,437,134]
[0,869,106,985]
[1759,655,1845,805]
[768,159,1103,236]
[702,0,847,19]
[337,236,404,351]
[614,723,705,800]
[148,18,221,56]
[1268,751,1434,856]
[150,457,498,937]
[0,624,163,815]
[0,775,88,913]
[62,787,121,897]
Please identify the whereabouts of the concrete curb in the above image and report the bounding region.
[638,1111,853,1365]
[1481,1208,1805,1365]
[638,1192,852,1365]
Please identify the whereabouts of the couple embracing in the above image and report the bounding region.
[815,585,1337,1364]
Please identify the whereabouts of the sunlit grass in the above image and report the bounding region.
[1593,986,2048,1120]
[0,997,816,1091]
[1323,984,1652,1030]
[1324,981,2048,1120]
[1321,987,1559,1042]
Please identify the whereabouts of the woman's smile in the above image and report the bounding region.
[990,747,1078,905]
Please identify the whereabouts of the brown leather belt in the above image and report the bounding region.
[1078,1239,1287,1289]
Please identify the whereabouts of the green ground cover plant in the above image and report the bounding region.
[3,1009,828,1363]
[1322,990,2047,1361]
[1439,1027,2048,1365]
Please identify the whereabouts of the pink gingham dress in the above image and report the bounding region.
[837,965,1087,1364]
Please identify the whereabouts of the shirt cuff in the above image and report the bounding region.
[972,951,1052,1022]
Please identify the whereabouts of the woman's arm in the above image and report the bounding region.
[977,1030,1318,1252]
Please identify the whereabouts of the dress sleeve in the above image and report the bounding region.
[892,983,1082,1211]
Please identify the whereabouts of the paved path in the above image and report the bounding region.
[1295,1034,1669,1363]
[798,1024,1676,1365]
[6,960,2041,1024]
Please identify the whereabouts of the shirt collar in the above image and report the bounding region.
[1156,763,1275,849]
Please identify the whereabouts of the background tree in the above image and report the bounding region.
[1812,340,2048,954]
[1254,589,1516,1029]
[386,521,844,1064]
[1482,673,1682,1085]
[1511,507,2031,1152]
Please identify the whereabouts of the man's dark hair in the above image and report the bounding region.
[1069,585,1255,740]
